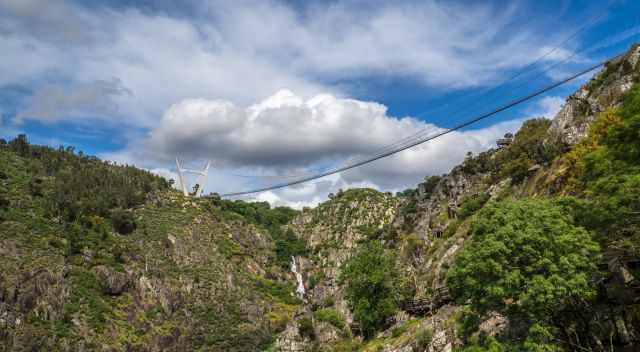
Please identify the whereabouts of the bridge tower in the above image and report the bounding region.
[175,158,211,197]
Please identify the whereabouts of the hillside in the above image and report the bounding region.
[1,43,640,352]
[0,140,307,351]
[269,43,640,352]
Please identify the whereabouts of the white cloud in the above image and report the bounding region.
[234,117,524,209]
[536,96,565,119]
[1,0,587,208]
[107,89,525,208]
[1,0,580,128]
[16,78,131,123]
[145,90,430,168]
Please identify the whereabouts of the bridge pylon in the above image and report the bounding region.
[175,158,211,197]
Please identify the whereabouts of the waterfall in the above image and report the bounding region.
[290,256,306,299]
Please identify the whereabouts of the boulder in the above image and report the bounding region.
[93,266,131,295]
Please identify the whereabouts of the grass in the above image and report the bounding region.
[314,308,346,330]
[252,275,302,306]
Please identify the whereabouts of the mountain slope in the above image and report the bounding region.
[0,142,305,351]
[271,44,640,352]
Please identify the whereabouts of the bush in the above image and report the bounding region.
[396,188,416,197]
[494,118,559,183]
[314,308,346,330]
[110,209,136,234]
[421,175,442,198]
[252,276,301,305]
[0,195,9,211]
[391,324,407,338]
[298,316,315,340]
[308,271,326,290]
[457,193,491,219]
[414,327,433,351]
[340,241,404,338]
[462,151,496,175]
[273,228,308,268]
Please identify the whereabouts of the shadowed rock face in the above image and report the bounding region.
[547,44,640,146]
[94,265,131,295]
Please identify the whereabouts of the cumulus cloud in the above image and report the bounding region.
[229,118,523,209]
[146,90,430,168]
[106,89,526,207]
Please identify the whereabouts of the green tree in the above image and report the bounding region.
[111,208,137,235]
[563,84,640,255]
[457,193,491,219]
[447,199,599,343]
[271,227,308,268]
[495,118,559,183]
[340,241,404,338]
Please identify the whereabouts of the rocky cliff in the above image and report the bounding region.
[269,43,640,352]
[547,44,640,146]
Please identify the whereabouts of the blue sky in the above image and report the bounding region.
[1,0,640,207]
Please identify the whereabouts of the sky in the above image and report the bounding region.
[1,0,640,208]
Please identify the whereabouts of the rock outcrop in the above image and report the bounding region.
[547,44,640,146]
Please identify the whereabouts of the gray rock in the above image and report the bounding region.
[547,44,640,146]
[94,265,131,295]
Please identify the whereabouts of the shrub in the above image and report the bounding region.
[396,188,416,197]
[462,151,496,175]
[308,271,326,290]
[28,177,45,197]
[333,339,362,352]
[110,209,136,234]
[314,308,346,330]
[494,118,559,183]
[414,327,433,351]
[391,324,407,338]
[457,193,491,219]
[273,228,308,268]
[0,195,9,211]
[340,241,404,337]
[66,222,93,256]
[298,316,315,339]
[252,276,301,305]
[421,175,442,198]
[403,234,424,258]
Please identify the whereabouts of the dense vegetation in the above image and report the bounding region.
[2,134,168,226]
[494,118,560,183]
[211,198,307,267]
[448,199,600,350]
[0,137,304,351]
[563,84,640,256]
[340,241,406,338]
[446,84,640,351]
[461,118,560,184]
